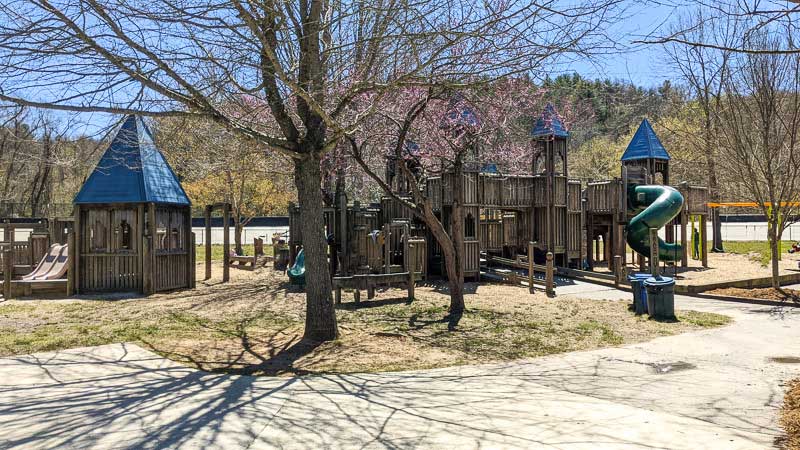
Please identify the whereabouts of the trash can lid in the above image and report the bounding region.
[627,273,653,281]
[644,276,675,286]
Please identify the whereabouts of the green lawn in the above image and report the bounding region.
[197,244,273,261]
[721,241,796,267]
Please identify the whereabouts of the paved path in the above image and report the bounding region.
[1,283,798,449]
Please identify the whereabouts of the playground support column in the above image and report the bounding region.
[3,248,11,299]
[204,206,212,280]
[407,243,415,300]
[528,241,535,294]
[223,203,230,283]
[613,255,622,288]
[700,214,708,268]
[545,252,555,297]
[649,228,659,277]
[680,211,688,267]
[72,204,81,294]
[189,233,196,289]
[67,231,75,295]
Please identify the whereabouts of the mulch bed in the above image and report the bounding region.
[708,287,800,303]
[781,379,800,449]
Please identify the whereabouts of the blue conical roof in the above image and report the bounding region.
[621,119,670,161]
[74,115,191,206]
[531,103,569,138]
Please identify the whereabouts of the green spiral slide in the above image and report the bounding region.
[626,184,685,262]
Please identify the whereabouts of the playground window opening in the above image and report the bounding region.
[155,209,185,253]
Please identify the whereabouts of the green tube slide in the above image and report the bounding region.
[626,185,684,262]
[288,248,306,286]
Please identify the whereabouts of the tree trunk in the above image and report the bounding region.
[295,155,338,341]
[769,222,780,289]
[448,160,466,314]
[423,205,464,315]
[234,219,244,255]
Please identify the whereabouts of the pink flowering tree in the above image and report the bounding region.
[347,80,557,316]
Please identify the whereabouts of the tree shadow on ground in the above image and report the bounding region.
[334,296,412,311]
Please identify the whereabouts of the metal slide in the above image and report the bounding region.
[626,185,684,262]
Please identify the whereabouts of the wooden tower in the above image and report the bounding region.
[72,115,194,295]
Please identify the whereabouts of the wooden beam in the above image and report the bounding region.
[67,231,75,295]
[528,241,535,294]
[680,211,688,267]
[204,205,212,280]
[3,248,11,299]
[700,214,708,268]
[223,203,230,283]
[649,228,659,277]
[73,205,81,294]
[545,251,555,297]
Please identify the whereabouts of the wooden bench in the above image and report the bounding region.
[333,272,417,304]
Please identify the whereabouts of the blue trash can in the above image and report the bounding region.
[627,273,651,315]
[644,276,676,320]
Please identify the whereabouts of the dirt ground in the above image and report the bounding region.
[0,262,729,376]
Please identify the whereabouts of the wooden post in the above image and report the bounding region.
[528,241,535,294]
[67,231,76,295]
[353,288,360,304]
[3,248,11,299]
[407,244,415,301]
[146,202,157,294]
[73,205,81,294]
[189,232,196,289]
[204,205,212,280]
[223,203,230,283]
[680,211,688,267]
[700,214,708,268]
[649,228,659,277]
[545,251,555,297]
[143,235,152,295]
[383,223,391,274]
[613,255,623,288]
[335,287,342,305]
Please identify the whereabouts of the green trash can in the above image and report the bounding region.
[644,276,675,320]
[627,273,650,315]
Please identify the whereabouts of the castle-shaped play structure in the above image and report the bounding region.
[289,109,710,298]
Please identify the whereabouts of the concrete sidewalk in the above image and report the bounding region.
[1,284,798,449]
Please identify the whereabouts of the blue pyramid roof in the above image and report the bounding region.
[74,115,191,206]
[531,103,569,138]
[621,119,670,161]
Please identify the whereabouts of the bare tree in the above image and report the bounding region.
[661,8,736,251]
[0,0,620,341]
[639,0,800,55]
[716,33,800,288]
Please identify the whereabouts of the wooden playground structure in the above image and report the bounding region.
[2,109,715,302]
[288,112,712,298]
[1,115,197,299]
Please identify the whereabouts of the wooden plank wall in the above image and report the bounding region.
[80,254,141,292]
[154,253,189,291]
[585,180,621,213]
[464,240,480,274]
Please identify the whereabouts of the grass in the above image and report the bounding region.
[721,241,796,267]
[0,266,731,376]
[781,378,800,450]
[197,244,273,261]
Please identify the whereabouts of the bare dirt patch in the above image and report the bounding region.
[0,262,730,376]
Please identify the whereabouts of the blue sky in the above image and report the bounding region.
[559,1,681,88]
